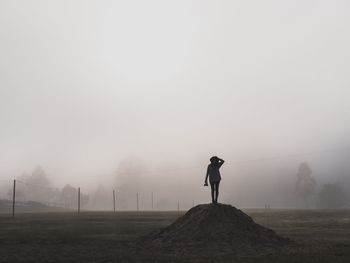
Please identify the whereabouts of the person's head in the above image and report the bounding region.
[210,156,219,165]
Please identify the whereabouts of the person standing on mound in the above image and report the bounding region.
[204,156,225,204]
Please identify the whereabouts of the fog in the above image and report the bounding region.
[1,0,350,209]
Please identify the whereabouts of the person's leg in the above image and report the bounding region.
[215,182,220,203]
[210,182,215,203]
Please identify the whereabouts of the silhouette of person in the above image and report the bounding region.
[204,156,224,204]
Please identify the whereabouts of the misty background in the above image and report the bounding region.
[1,0,350,210]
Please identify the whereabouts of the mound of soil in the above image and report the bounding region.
[143,203,292,254]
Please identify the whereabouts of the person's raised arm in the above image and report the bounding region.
[217,157,225,168]
[204,166,209,186]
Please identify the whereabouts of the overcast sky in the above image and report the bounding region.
[1,0,350,194]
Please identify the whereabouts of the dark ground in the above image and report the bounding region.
[0,209,350,262]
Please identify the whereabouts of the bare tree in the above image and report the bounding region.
[295,162,316,208]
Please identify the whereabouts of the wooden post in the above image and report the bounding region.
[137,192,139,211]
[177,201,180,215]
[113,190,116,213]
[12,179,16,217]
[151,192,153,210]
[78,187,80,214]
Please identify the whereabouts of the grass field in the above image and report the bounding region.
[1,209,350,262]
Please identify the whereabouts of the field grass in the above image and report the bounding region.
[0,208,350,262]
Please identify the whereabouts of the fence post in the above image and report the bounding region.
[12,179,16,217]
[151,192,153,210]
[177,200,180,215]
[137,192,139,211]
[113,190,116,213]
[78,187,80,214]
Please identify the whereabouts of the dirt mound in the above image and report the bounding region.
[143,203,292,254]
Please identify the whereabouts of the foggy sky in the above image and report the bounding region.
[1,1,350,207]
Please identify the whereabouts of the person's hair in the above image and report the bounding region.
[210,156,218,163]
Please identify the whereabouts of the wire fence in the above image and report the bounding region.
[0,178,199,216]
[1,146,349,216]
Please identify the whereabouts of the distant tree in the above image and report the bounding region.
[60,184,89,209]
[81,193,89,208]
[318,184,349,209]
[115,157,146,188]
[26,166,51,187]
[89,185,110,210]
[60,184,77,208]
[114,157,147,209]
[295,162,316,208]
[9,166,57,204]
